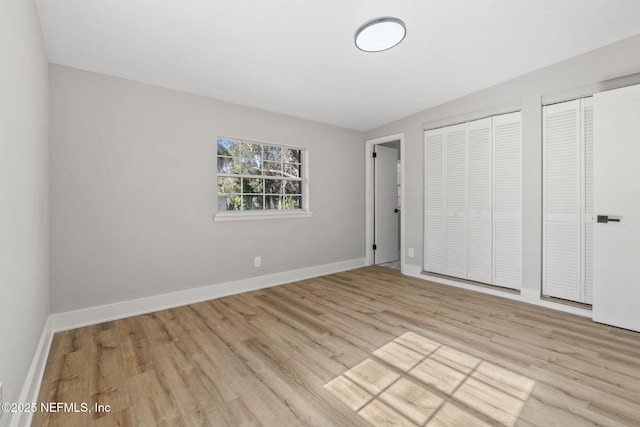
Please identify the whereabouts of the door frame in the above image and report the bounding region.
[365,133,405,270]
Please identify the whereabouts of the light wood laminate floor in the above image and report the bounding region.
[34,267,640,426]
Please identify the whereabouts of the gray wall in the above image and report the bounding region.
[366,34,640,299]
[0,0,50,418]
[50,65,365,313]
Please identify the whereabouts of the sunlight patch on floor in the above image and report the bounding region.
[324,331,535,426]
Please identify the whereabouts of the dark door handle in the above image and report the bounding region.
[394,208,400,213]
[597,215,621,223]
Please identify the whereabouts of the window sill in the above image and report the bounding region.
[214,210,313,222]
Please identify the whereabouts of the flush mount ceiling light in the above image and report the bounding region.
[355,17,406,52]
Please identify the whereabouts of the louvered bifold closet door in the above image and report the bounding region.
[493,112,522,289]
[543,100,581,301]
[583,98,594,304]
[445,124,468,278]
[424,128,445,274]
[467,118,493,283]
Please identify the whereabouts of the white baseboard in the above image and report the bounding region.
[401,263,592,318]
[51,257,366,332]
[10,317,53,427]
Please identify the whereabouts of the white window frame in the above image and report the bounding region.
[214,136,311,221]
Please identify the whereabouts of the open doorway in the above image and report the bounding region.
[365,133,404,271]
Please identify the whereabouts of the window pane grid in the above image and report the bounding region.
[217,137,304,212]
[218,173,302,180]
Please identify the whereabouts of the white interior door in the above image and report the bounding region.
[542,99,593,303]
[467,118,493,283]
[374,145,399,264]
[424,129,445,274]
[444,124,468,278]
[593,84,640,332]
[493,111,522,290]
[583,99,594,304]
[542,100,582,301]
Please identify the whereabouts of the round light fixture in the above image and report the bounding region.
[355,17,406,52]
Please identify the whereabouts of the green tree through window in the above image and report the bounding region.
[217,137,304,212]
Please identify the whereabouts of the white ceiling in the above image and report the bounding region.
[36,0,640,131]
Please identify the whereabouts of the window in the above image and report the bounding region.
[216,137,309,219]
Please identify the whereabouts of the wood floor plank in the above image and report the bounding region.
[34,266,640,426]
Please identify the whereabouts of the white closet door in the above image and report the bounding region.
[424,129,445,274]
[445,124,468,279]
[592,84,640,332]
[467,118,493,283]
[542,101,581,301]
[493,112,522,289]
[583,98,594,304]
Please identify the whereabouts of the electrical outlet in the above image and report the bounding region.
[254,256,261,267]
[408,248,414,258]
